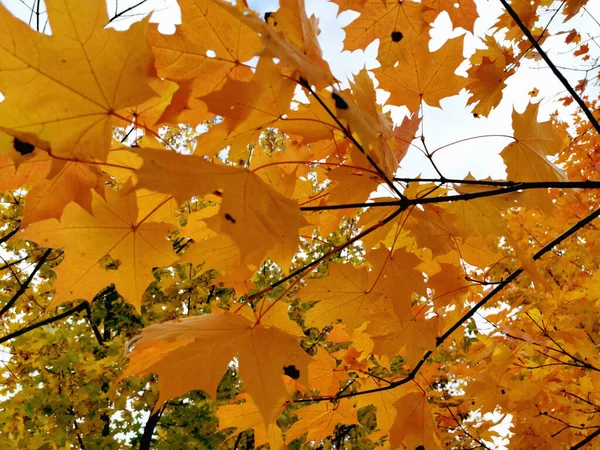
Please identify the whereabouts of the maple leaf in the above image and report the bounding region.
[0,0,160,161]
[341,0,428,68]
[466,55,514,117]
[133,148,304,269]
[284,398,359,443]
[563,0,587,20]
[148,0,261,125]
[216,393,286,450]
[2,0,600,448]
[423,0,479,32]
[307,348,350,396]
[196,57,296,159]
[374,35,469,113]
[122,309,312,419]
[367,306,439,367]
[501,102,567,181]
[20,159,106,227]
[301,263,389,332]
[212,0,335,88]
[19,188,178,311]
[389,390,443,449]
[356,377,407,438]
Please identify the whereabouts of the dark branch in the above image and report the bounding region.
[0,302,87,345]
[499,0,600,136]
[571,427,600,449]
[0,248,53,319]
[300,180,600,211]
[393,177,520,186]
[139,406,165,450]
[107,0,149,24]
[247,205,407,302]
[296,206,600,402]
[84,303,105,347]
[0,226,20,245]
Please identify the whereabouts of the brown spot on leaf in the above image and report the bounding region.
[13,138,34,155]
[331,92,348,110]
[391,31,403,42]
[283,365,300,380]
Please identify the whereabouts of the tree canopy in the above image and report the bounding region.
[1,0,600,448]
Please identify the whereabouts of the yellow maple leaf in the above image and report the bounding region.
[122,309,312,419]
[375,35,469,113]
[0,0,160,161]
[301,263,389,332]
[501,102,568,181]
[134,148,304,270]
[389,390,443,449]
[19,188,178,311]
[285,398,358,443]
[217,393,286,450]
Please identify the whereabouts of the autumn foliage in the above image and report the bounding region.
[2,0,600,448]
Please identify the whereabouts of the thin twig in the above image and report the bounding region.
[300,180,600,211]
[107,0,148,24]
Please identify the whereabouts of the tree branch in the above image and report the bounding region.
[296,205,600,402]
[299,179,600,211]
[107,0,149,24]
[83,303,105,347]
[499,0,600,136]
[0,248,53,319]
[139,405,165,450]
[247,204,407,303]
[571,427,600,449]
[0,302,87,345]
[0,226,20,245]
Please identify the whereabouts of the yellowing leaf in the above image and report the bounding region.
[217,393,286,450]
[423,0,479,32]
[148,0,261,125]
[122,310,312,419]
[342,0,428,68]
[389,390,443,450]
[367,307,439,367]
[19,189,178,311]
[307,348,350,396]
[301,263,388,332]
[285,399,358,443]
[466,56,513,117]
[375,36,469,113]
[0,0,159,160]
[134,148,304,269]
[20,159,106,227]
[501,102,567,181]
[212,0,335,88]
